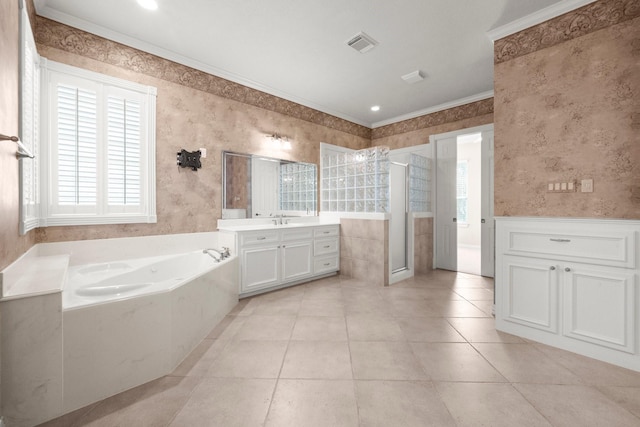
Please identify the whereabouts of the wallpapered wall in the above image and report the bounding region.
[33,19,372,243]
[494,0,640,218]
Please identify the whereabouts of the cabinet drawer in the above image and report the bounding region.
[314,238,339,256]
[314,256,339,274]
[239,230,279,246]
[506,229,636,268]
[314,226,339,238]
[282,228,313,242]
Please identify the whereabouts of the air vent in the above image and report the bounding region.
[347,32,378,54]
[401,70,425,84]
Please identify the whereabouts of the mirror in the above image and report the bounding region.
[222,151,318,219]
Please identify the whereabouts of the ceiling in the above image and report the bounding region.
[34,0,566,128]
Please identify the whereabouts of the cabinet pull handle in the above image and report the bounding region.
[550,266,556,270]
[565,267,571,272]
[550,238,571,243]
[257,236,266,240]
[323,245,331,248]
[323,231,330,234]
[324,263,330,266]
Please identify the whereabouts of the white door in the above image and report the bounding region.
[251,158,280,217]
[435,137,457,271]
[481,130,495,277]
[390,162,408,272]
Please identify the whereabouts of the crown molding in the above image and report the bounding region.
[371,91,494,129]
[34,4,371,128]
[487,0,598,42]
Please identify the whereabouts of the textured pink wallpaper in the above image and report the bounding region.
[36,44,370,242]
[0,0,38,270]
[494,12,640,219]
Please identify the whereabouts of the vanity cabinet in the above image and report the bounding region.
[223,224,340,297]
[496,218,639,371]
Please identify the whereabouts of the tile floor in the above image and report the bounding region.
[40,270,640,427]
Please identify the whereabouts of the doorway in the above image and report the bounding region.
[432,124,494,277]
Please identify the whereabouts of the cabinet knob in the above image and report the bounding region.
[550,266,556,270]
[565,267,571,272]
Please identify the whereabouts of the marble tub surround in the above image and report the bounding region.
[0,232,239,427]
[0,251,68,300]
[339,218,389,286]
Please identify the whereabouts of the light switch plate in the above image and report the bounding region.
[199,148,207,158]
[581,179,593,193]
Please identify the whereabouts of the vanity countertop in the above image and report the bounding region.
[217,219,340,232]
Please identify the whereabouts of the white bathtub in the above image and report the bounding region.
[63,250,226,309]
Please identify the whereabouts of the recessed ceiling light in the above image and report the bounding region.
[370,105,380,112]
[137,0,158,10]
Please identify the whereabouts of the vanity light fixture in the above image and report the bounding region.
[137,0,158,10]
[266,133,292,150]
[370,105,380,112]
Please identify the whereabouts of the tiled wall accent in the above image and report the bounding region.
[339,219,389,286]
[494,0,640,64]
[413,217,433,274]
[494,8,640,218]
[371,98,493,140]
[35,17,371,140]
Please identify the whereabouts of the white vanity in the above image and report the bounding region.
[495,217,639,371]
[218,220,340,297]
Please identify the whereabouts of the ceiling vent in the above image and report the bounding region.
[347,32,378,54]
[401,70,425,84]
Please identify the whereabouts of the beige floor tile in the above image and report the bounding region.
[391,299,435,317]
[355,381,455,427]
[170,338,229,377]
[350,341,427,380]
[473,343,584,384]
[233,315,296,341]
[346,315,406,341]
[291,316,347,341]
[280,341,352,379]
[447,317,525,343]
[206,340,288,378]
[515,384,640,427]
[533,343,640,386]
[426,299,490,317]
[411,342,507,382]
[265,379,358,427]
[397,317,465,342]
[422,288,463,300]
[378,287,429,301]
[37,404,100,427]
[171,378,276,427]
[69,376,200,427]
[454,288,494,301]
[435,382,551,427]
[303,283,343,300]
[298,298,345,316]
[250,297,301,315]
[343,298,394,316]
[597,386,640,418]
[469,299,495,316]
[258,284,307,301]
[206,314,246,340]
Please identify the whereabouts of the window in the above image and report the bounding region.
[19,2,40,234]
[40,60,157,226]
[456,160,468,224]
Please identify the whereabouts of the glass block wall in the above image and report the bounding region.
[279,162,317,213]
[409,153,432,212]
[321,146,390,213]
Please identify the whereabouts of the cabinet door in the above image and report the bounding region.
[241,245,280,293]
[282,241,313,282]
[563,264,636,353]
[502,255,559,333]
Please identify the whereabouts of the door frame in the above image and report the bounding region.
[429,123,495,276]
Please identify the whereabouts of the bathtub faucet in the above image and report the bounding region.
[203,248,223,262]
[203,247,231,262]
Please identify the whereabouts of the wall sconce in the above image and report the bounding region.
[266,133,292,150]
